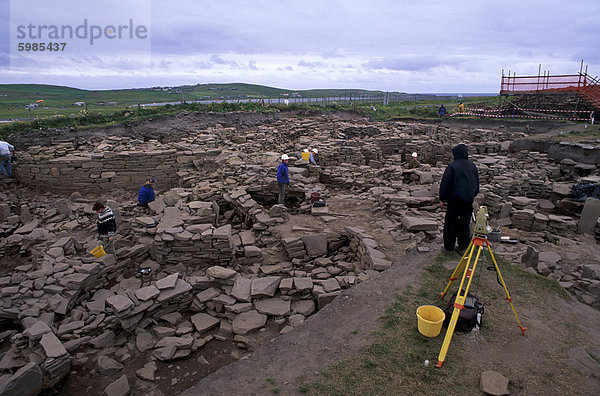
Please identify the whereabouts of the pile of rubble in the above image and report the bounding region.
[0,113,599,394]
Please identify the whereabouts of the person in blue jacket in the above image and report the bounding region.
[277,154,289,205]
[439,104,446,119]
[138,179,156,207]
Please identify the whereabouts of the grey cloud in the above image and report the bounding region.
[362,57,454,72]
[298,60,324,68]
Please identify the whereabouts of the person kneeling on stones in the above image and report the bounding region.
[137,178,156,207]
[93,201,117,256]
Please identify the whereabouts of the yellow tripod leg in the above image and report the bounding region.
[441,240,474,300]
[436,242,483,367]
[486,243,527,335]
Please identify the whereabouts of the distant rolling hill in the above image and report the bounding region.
[0,83,401,108]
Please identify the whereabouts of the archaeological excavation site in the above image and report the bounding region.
[0,109,599,395]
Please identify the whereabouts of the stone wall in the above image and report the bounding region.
[15,144,214,193]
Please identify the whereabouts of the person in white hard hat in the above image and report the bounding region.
[309,148,318,165]
[407,151,420,169]
[276,154,290,205]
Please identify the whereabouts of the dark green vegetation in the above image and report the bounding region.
[299,252,573,395]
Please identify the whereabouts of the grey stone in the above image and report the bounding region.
[231,276,252,302]
[288,314,305,328]
[232,310,267,335]
[577,198,600,234]
[254,298,291,316]
[293,277,313,292]
[98,356,123,375]
[103,374,129,396]
[135,361,157,382]
[243,246,262,258]
[0,362,42,396]
[301,234,328,257]
[106,295,134,313]
[539,251,561,266]
[480,370,509,396]
[401,216,438,231]
[321,278,341,292]
[136,332,156,353]
[190,313,220,333]
[57,321,85,336]
[251,276,281,297]
[206,266,237,280]
[196,287,220,303]
[154,336,194,349]
[582,264,600,280]
[153,345,177,361]
[23,320,51,340]
[521,246,539,268]
[134,285,160,301]
[291,300,315,316]
[156,273,179,290]
[40,332,67,358]
[156,279,192,302]
[317,291,342,309]
[90,331,115,349]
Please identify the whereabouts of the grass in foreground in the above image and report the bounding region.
[300,251,572,395]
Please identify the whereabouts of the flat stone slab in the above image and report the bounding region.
[156,273,179,290]
[40,333,67,358]
[401,216,438,231]
[254,298,291,316]
[232,310,267,335]
[134,285,160,301]
[231,276,252,302]
[301,234,328,257]
[251,276,281,297]
[191,313,220,333]
[104,374,129,396]
[480,370,509,396]
[106,295,134,313]
[207,266,238,280]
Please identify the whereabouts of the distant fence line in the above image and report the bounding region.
[139,93,462,108]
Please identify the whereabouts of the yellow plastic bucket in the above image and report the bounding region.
[301,152,310,160]
[416,305,445,338]
[90,245,106,258]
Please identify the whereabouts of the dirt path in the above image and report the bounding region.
[182,250,434,396]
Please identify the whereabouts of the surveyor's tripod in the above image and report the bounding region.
[436,207,526,368]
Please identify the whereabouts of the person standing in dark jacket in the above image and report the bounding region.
[439,143,479,253]
[138,179,156,207]
[93,201,117,256]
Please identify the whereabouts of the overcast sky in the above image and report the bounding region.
[1,0,598,93]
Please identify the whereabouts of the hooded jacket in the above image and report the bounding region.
[439,144,479,204]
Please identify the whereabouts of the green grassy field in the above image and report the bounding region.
[0,83,406,119]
